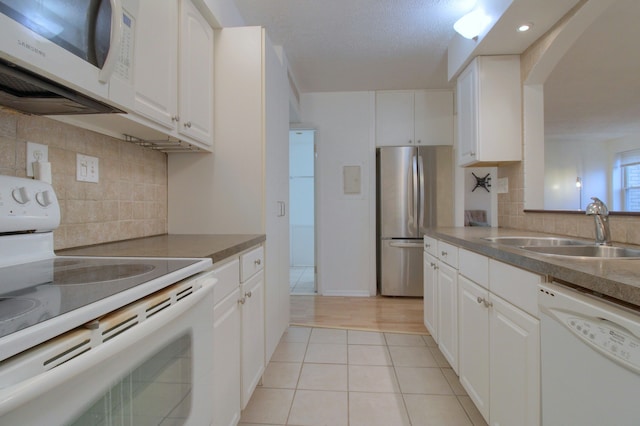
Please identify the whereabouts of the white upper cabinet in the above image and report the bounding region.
[133,0,213,149]
[376,90,453,146]
[178,0,214,144]
[456,55,521,166]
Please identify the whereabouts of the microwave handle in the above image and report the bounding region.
[98,0,123,83]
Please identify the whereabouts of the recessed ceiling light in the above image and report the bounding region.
[517,22,533,32]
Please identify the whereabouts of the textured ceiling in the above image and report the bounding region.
[544,0,640,143]
[234,0,471,92]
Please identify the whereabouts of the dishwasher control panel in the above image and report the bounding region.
[564,314,640,367]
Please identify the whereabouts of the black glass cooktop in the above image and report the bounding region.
[0,256,201,340]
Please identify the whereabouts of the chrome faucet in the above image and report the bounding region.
[585,197,611,245]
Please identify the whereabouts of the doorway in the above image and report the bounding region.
[289,129,316,294]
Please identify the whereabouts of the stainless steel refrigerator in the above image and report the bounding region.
[377,146,437,296]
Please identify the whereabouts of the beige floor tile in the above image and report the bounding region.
[298,363,348,391]
[403,394,473,426]
[384,332,427,347]
[442,368,468,396]
[458,396,489,426]
[348,365,400,393]
[429,346,453,368]
[422,334,438,348]
[310,327,347,344]
[281,326,312,343]
[348,330,386,345]
[388,346,439,367]
[239,388,294,425]
[287,390,348,426]
[395,367,454,395]
[348,344,392,366]
[304,343,348,364]
[261,362,302,389]
[271,342,307,362]
[349,392,411,426]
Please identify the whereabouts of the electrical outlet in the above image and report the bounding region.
[76,154,99,183]
[26,142,48,177]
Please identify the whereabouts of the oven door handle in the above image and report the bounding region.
[0,276,216,420]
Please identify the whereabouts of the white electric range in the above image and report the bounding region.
[0,175,215,425]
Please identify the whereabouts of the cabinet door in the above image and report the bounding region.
[458,276,490,422]
[179,0,214,146]
[456,60,478,165]
[212,287,241,426]
[414,90,453,146]
[437,261,458,372]
[423,251,438,340]
[133,0,178,129]
[375,91,415,146]
[490,294,540,426]
[241,270,265,408]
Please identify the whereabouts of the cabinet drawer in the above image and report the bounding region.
[424,236,438,257]
[211,258,240,305]
[458,248,488,289]
[489,260,542,317]
[241,245,264,282]
[438,241,458,268]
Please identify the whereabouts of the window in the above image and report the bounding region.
[620,149,640,212]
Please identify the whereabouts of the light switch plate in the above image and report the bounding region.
[77,154,99,183]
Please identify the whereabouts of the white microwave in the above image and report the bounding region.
[0,0,138,115]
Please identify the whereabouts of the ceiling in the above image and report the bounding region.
[233,0,576,93]
[544,0,640,143]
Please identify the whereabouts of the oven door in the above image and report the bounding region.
[0,272,215,426]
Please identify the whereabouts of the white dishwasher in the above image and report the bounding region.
[539,282,640,426]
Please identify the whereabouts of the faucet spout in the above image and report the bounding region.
[585,197,611,245]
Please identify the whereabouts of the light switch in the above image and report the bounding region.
[77,154,99,183]
[343,165,361,194]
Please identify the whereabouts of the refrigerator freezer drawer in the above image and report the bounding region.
[380,239,424,297]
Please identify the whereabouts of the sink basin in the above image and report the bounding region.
[483,236,590,247]
[523,245,640,259]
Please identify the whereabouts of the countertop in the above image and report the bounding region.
[426,227,640,308]
[57,234,266,264]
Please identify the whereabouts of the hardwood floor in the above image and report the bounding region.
[290,295,428,334]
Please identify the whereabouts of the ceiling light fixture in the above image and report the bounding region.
[517,22,533,32]
[453,8,491,40]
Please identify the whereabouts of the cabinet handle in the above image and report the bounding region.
[245,291,252,298]
[470,151,476,156]
[172,115,180,122]
[441,251,448,257]
[184,121,192,128]
[476,296,484,304]
[238,297,246,305]
[409,140,413,144]
[476,297,493,308]
[425,243,431,248]
[254,259,261,266]
[417,140,421,144]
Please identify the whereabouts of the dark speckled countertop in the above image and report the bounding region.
[57,234,266,264]
[426,227,640,308]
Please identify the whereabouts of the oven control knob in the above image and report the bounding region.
[35,190,53,207]
[12,186,31,204]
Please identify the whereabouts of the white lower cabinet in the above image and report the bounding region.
[423,251,438,340]
[211,245,265,426]
[437,261,458,373]
[457,246,541,426]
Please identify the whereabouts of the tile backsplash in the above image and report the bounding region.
[0,107,168,250]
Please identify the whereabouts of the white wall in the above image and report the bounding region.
[300,92,376,296]
[464,167,497,226]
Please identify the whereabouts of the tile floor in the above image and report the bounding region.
[290,267,316,294]
[239,326,487,426]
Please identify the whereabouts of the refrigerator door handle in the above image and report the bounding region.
[412,154,418,231]
[389,241,425,248]
[417,154,425,229]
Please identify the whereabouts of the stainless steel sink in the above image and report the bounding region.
[522,245,640,259]
[483,236,590,247]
